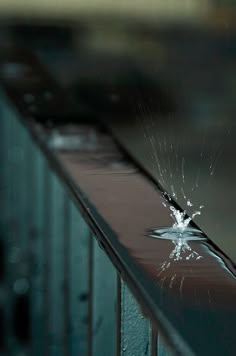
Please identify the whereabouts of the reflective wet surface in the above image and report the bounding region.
[147,226,207,241]
[48,124,236,355]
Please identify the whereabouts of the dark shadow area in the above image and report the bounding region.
[13,295,30,345]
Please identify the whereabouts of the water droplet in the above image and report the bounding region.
[187,200,193,207]
[192,211,201,219]
[171,185,177,199]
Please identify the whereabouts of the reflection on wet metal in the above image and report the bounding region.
[47,124,236,354]
[148,226,205,277]
[148,226,206,241]
[47,128,98,151]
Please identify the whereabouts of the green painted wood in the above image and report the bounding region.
[0,101,13,228]
[48,173,66,356]
[0,105,30,355]
[68,201,90,356]
[12,117,31,355]
[121,281,151,356]
[14,118,29,259]
[30,144,46,356]
[91,238,118,356]
[0,93,164,356]
[4,108,23,355]
[0,99,13,355]
[42,159,52,356]
[0,96,7,224]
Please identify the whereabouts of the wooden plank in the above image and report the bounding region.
[91,238,117,356]
[120,281,151,356]
[30,144,47,356]
[47,173,66,356]
[67,201,90,355]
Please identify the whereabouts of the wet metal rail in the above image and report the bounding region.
[1,49,236,356]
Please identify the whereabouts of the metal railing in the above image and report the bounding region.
[0,79,171,356]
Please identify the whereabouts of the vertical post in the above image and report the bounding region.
[120,281,151,356]
[30,144,47,356]
[0,98,12,228]
[90,237,118,356]
[1,106,31,355]
[47,173,66,356]
[67,202,90,355]
[63,196,70,356]
[0,97,12,355]
[42,158,52,356]
[3,102,16,355]
[11,118,31,354]
[0,96,6,352]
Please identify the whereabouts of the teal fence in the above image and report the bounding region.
[0,94,171,355]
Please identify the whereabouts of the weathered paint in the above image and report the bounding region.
[91,238,118,356]
[121,281,151,356]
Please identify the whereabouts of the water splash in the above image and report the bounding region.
[149,197,206,279]
[149,198,205,241]
[169,205,202,232]
[187,200,193,207]
[154,229,204,281]
[156,235,203,282]
[170,238,202,261]
[150,226,206,241]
